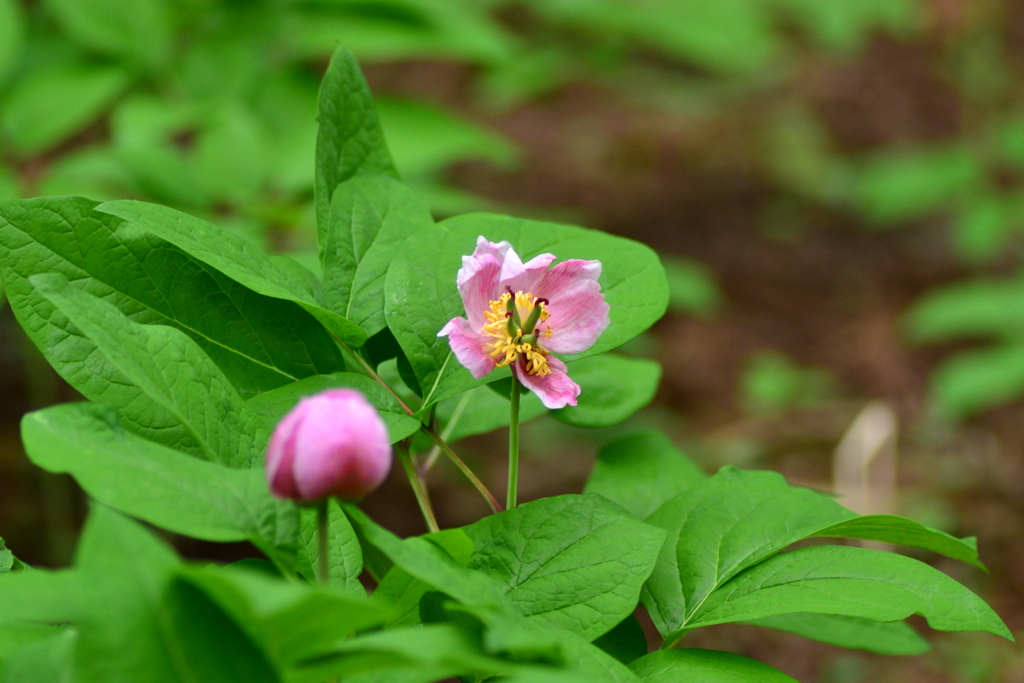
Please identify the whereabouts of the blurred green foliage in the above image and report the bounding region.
[740,351,838,415]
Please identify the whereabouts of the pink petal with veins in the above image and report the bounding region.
[535,259,610,354]
[514,356,581,409]
[438,317,496,379]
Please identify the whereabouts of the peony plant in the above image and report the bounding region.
[0,47,1013,683]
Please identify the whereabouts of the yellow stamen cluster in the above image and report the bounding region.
[481,291,552,376]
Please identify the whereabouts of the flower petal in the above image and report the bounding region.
[266,407,303,499]
[515,356,580,409]
[500,252,557,296]
[456,237,512,329]
[292,390,392,500]
[535,259,610,354]
[438,317,497,379]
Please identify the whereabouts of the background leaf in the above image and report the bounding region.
[552,355,662,427]
[584,432,706,521]
[629,648,797,683]
[44,0,173,70]
[745,613,930,655]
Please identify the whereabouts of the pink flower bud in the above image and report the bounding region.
[265,389,392,501]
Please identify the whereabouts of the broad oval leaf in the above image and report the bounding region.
[384,213,668,408]
[32,273,264,465]
[745,613,929,656]
[629,649,797,683]
[315,46,399,249]
[688,546,1012,640]
[21,402,297,554]
[96,198,367,346]
[460,494,666,641]
[552,355,662,428]
[0,197,347,395]
[584,431,706,521]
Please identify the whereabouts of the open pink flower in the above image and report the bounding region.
[438,236,610,409]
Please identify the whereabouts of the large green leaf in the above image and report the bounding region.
[321,174,434,337]
[552,355,662,428]
[176,564,393,667]
[438,385,547,443]
[641,468,854,637]
[0,197,347,396]
[296,500,365,596]
[460,494,666,641]
[1,62,131,155]
[44,0,172,70]
[71,506,279,683]
[630,649,796,683]
[314,46,399,252]
[384,213,668,408]
[0,627,76,683]
[745,613,929,655]
[21,403,298,558]
[642,468,988,641]
[688,546,1011,639]
[96,199,366,346]
[0,0,24,86]
[246,372,421,444]
[33,273,263,464]
[584,431,706,521]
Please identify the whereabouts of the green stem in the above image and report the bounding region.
[421,391,471,474]
[421,424,502,514]
[507,379,521,510]
[317,500,329,585]
[398,442,440,533]
[333,335,417,416]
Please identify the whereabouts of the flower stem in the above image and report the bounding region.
[398,442,440,533]
[421,424,502,514]
[317,500,329,585]
[507,379,521,510]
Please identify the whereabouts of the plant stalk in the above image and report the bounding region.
[507,379,521,510]
[398,442,440,533]
[317,500,329,585]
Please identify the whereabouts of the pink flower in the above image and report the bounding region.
[438,237,610,409]
[266,389,392,501]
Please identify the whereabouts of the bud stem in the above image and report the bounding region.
[507,379,521,510]
[317,500,329,585]
[398,442,440,533]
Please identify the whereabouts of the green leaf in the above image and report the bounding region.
[194,104,270,205]
[21,403,298,555]
[813,515,985,571]
[438,385,547,443]
[72,506,279,683]
[95,199,367,346]
[343,505,513,613]
[905,276,1024,343]
[0,569,82,624]
[176,564,393,667]
[688,546,1012,640]
[315,46,399,252]
[0,197,347,396]
[553,355,662,427]
[0,537,19,573]
[854,147,982,224]
[1,62,131,155]
[32,273,264,464]
[322,174,435,336]
[745,613,929,655]
[592,615,648,666]
[641,467,854,637]
[0,0,25,86]
[246,372,421,444]
[662,256,722,318]
[930,344,1024,419]
[375,97,518,179]
[296,500,365,596]
[459,494,666,641]
[0,627,75,683]
[584,431,706,521]
[558,631,642,683]
[44,0,172,70]
[385,213,668,408]
[630,649,797,683]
